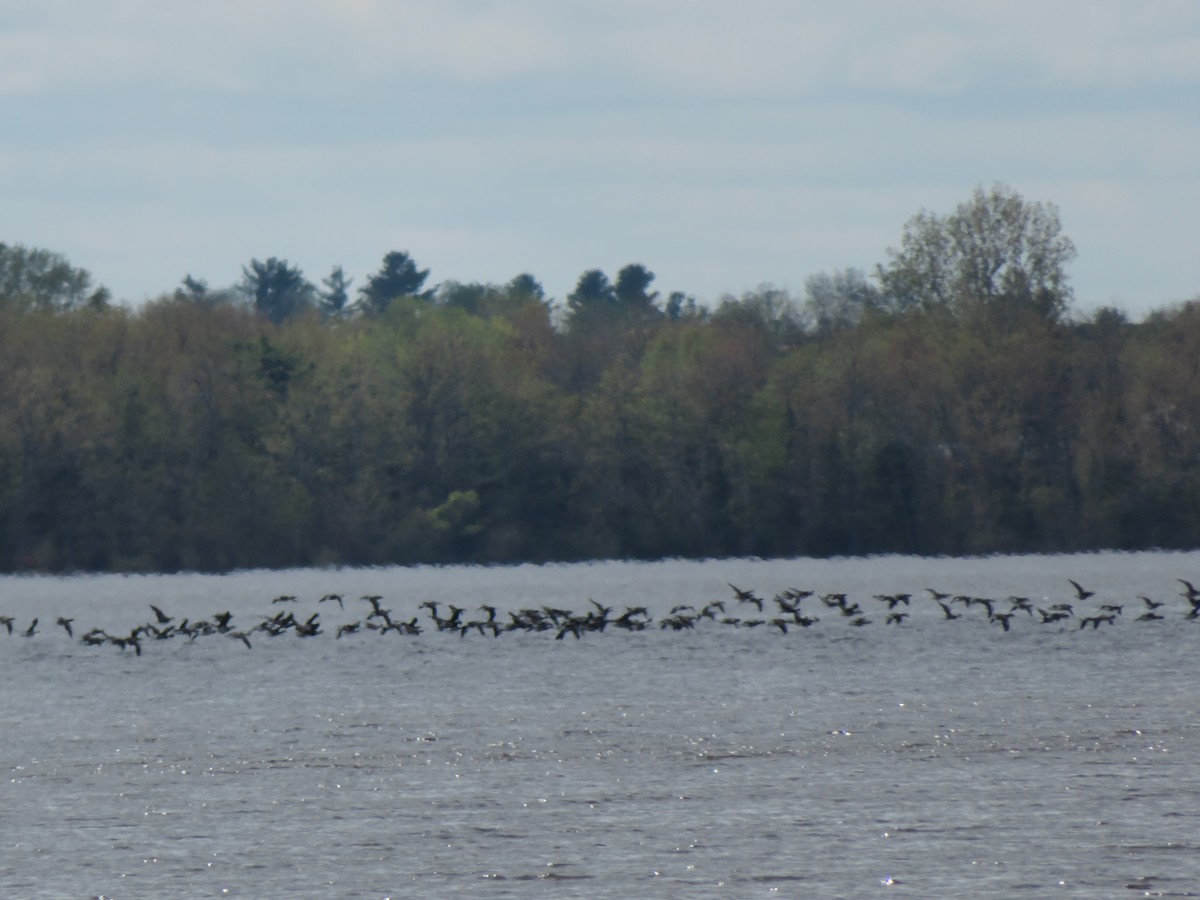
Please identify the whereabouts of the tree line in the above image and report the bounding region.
[1,184,1198,572]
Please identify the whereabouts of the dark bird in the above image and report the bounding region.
[614,607,650,631]
[1009,596,1035,616]
[556,618,584,640]
[728,583,764,612]
[885,612,908,625]
[660,614,696,631]
[1140,596,1164,610]
[1137,612,1164,622]
[970,597,995,617]
[1068,579,1094,601]
[271,594,297,604]
[926,588,951,601]
[57,617,75,637]
[936,600,960,620]
[22,618,38,637]
[991,612,1014,632]
[149,604,172,625]
[111,628,142,655]
[0,615,14,635]
[774,595,802,615]
[320,593,345,609]
[363,595,386,616]
[780,588,813,602]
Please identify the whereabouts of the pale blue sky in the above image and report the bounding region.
[3,1,1197,317]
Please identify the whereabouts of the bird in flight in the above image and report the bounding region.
[1068,579,1094,601]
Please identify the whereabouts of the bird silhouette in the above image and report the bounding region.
[1068,579,1094,601]
[728,583,764,612]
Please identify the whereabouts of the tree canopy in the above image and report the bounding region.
[0,242,109,312]
[877,183,1076,325]
[359,251,432,315]
[240,257,316,323]
[4,186,1198,573]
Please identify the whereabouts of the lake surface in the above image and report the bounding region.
[2,552,1199,898]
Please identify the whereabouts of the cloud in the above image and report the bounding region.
[2,1,1198,316]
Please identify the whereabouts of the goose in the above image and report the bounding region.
[1009,597,1035,615]
[728,583,764,612]
[364,595,386,616]
[1068,579,1095,601]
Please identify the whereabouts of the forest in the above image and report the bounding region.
[1,184,1198,573]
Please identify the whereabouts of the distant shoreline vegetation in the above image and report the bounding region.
[2,184,1198,573]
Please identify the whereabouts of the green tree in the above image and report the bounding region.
[565,264,663,333]
[319,265,353,319]
[804,268,883,334]
[564,269,616,332]
[240,257,315,323]
[878,183,1076,325]
[710,285,805,350]
[0,242,110,312]
[178,274,208,301]
[613,263,661,319]
[359,251,432,315]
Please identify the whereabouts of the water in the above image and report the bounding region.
[2,552,1199,898]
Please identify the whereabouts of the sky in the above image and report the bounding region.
[2,1,1198,319]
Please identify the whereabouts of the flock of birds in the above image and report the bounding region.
[2,577,1200,656]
